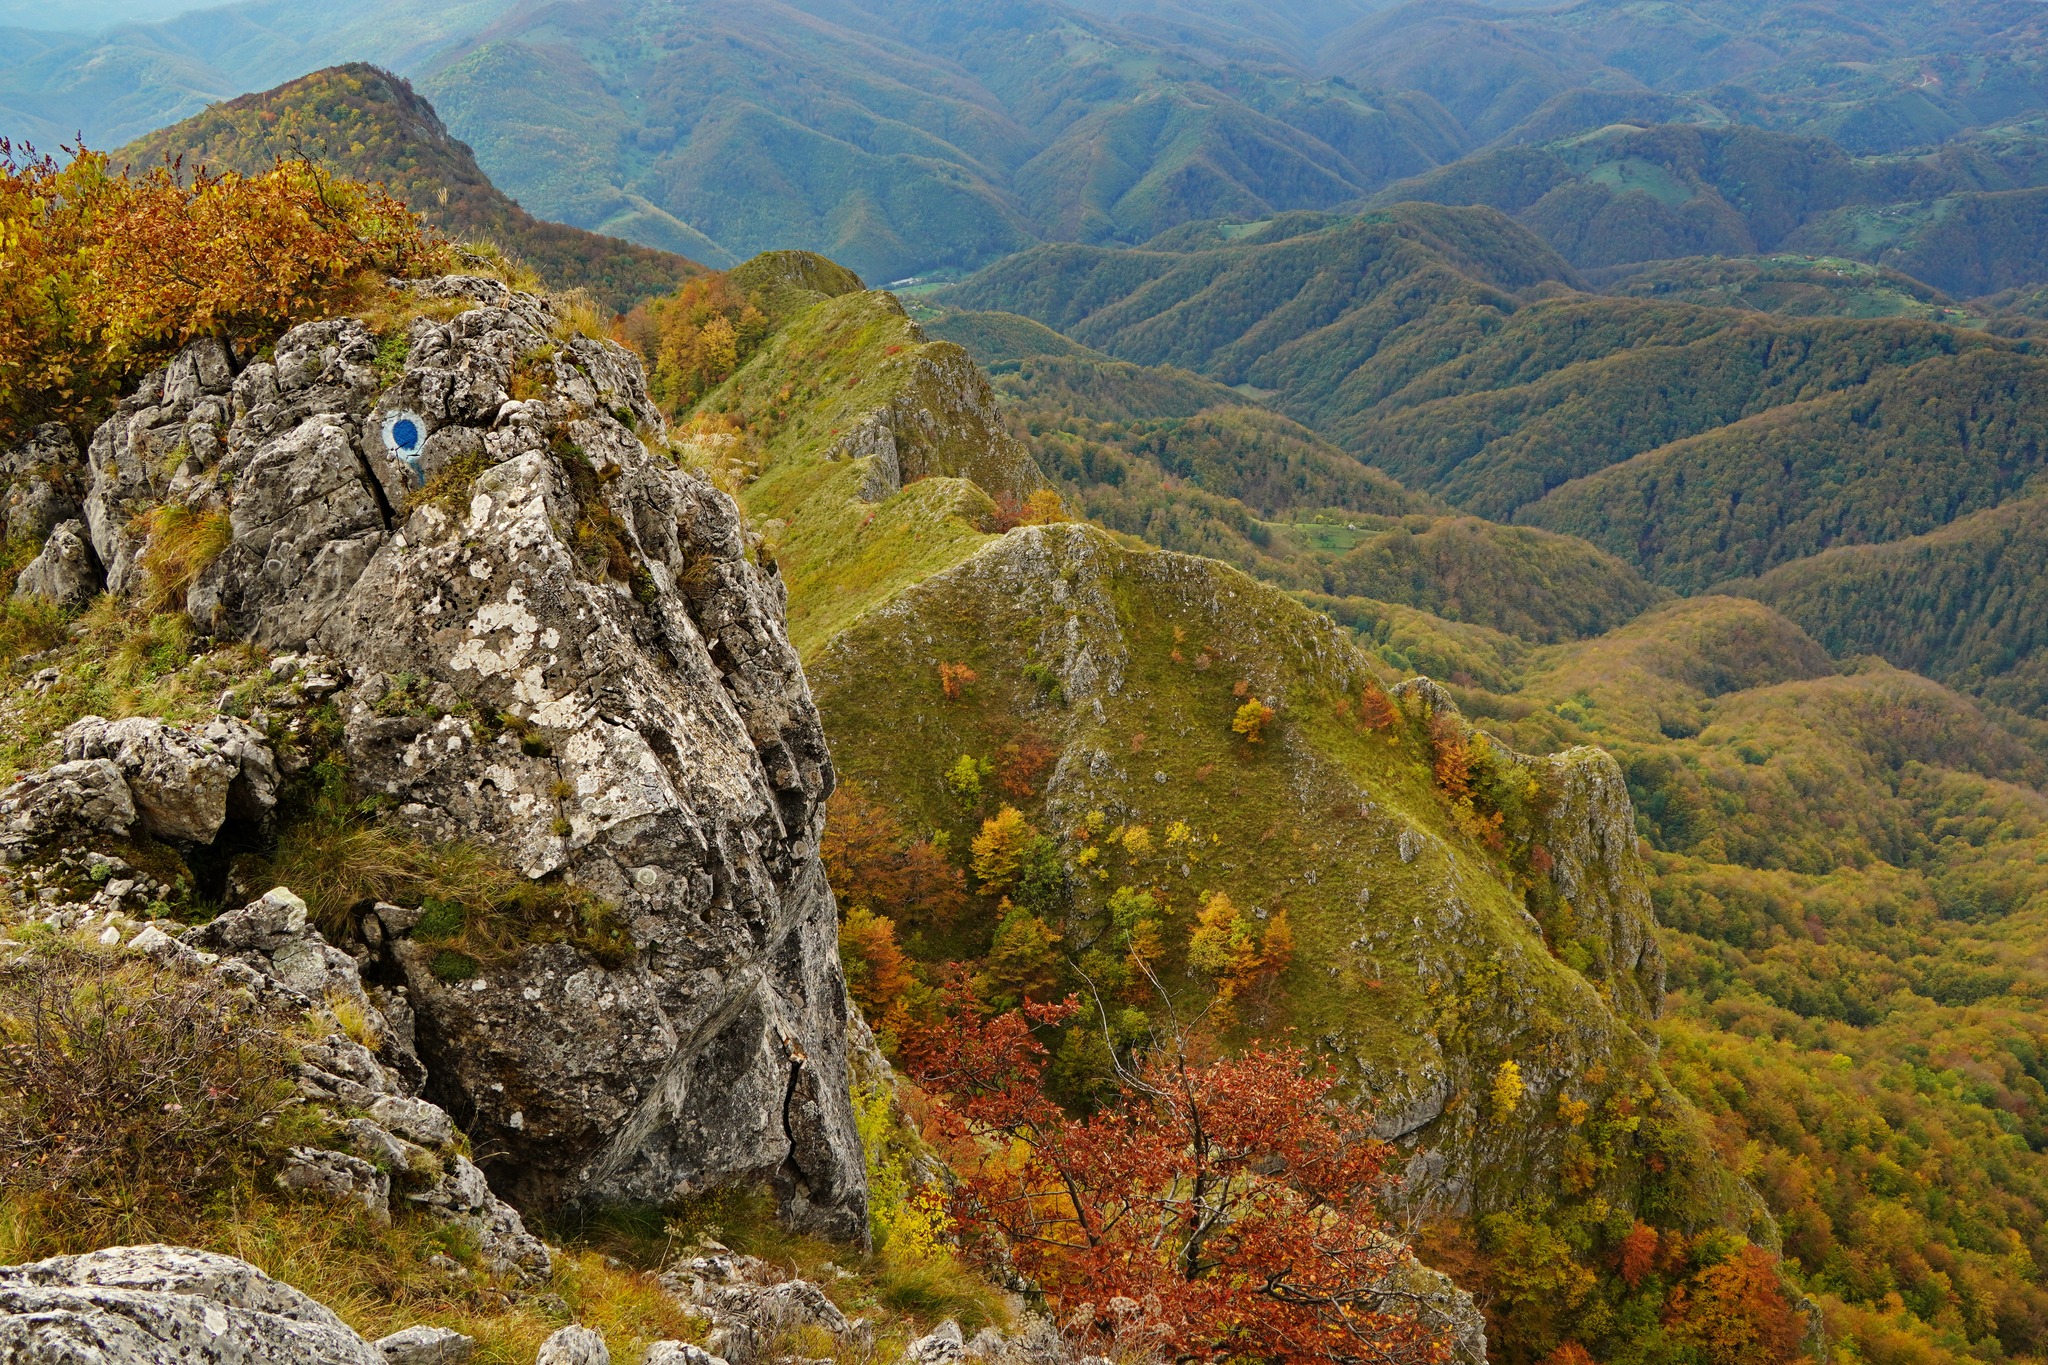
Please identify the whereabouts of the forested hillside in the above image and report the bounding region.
[946,204,2048,715]
[926,307,1661,643]
[23,0,2048,299]
[118,64,704,312]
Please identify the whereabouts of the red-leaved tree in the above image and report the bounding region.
[907,999,1451,1365]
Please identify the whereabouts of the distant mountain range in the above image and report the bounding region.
[17,0,2048,289]
[944,199,2048,716]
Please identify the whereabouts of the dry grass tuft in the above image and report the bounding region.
[551,289,607,342]
[137,503,233,613]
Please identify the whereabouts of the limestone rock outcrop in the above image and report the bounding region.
[1,423,89,547]
[14,518,103,607]
[44,275,866,1240]
[61,715,279,844]
[0,1244,384,1365]
[166,886,550,1282]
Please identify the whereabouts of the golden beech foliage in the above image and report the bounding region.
[1663,1246,1807,1365]
[837,905,914,1045]
[970,806,1036,893]
[1490,1059,1525,1118]
[0,142,446,443]
[938,661,977,700]
[1018,488,1069,525]
[1232,696,1276,744]
[819,784,967,933]
[1188,891,1292,1005]
[907,999,1449,1365]
[618,273,767,414]
[1357,681,1400,732]
[1428,709,1473,801]
[1617,1221,1660,1290]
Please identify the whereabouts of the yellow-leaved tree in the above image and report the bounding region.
[0,143,446,444]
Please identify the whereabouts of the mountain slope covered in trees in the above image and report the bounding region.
[118,64,706,312]
[945,202,2048,715]
[25,0,2048,298]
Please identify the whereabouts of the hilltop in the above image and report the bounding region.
[118,64,707,312]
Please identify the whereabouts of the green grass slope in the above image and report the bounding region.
[679,252,1798,1358]
[672,258,1041,658]
[117,64,704,313]
[809,520,1761,1311]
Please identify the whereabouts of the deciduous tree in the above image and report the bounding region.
[1,143,444,443]
[907,1001,1450,1365]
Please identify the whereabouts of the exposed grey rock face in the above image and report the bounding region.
[83,337,238,595]
[277,1146,392,1221]
[1,423,88,546]
[644,1343,728,1365]
[374,1324,476,1365]
[59,280,864,1252]
[0,1244,383,1365]
[536,1325,610,1365]
[1527,745,1666,1025]
[1377,1255,1489,1365]
[175,887,549,1283]
[813,297,1042,506]
[903,1319,965,1365]
[14,517,103,607]
[84,279,866,1239]
[185,887,368,1006]
[657,1253,854,1365]
[61,715,278,844]
[0,758,136,856]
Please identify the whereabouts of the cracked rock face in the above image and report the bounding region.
[92,278,866,1240]
[160,886,550,1281]
[14,518,103,608]
[1,423,89,547]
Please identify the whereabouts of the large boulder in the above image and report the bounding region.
[0,1244,382,1365]
[14,517,103,608]
[61,715,278,844]
[86,280,867,1240]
